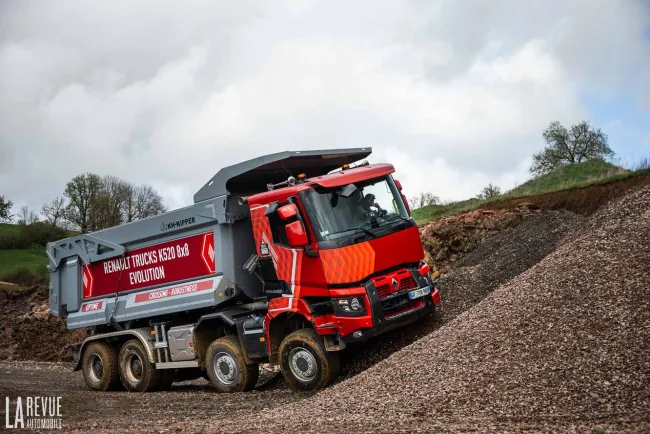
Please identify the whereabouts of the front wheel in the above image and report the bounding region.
[205,335,259,392]
[279,329,340,391]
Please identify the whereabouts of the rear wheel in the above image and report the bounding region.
[118,339,162,392]
[205,335,259,392]
[279,328,340,391]
[81,341,121,391]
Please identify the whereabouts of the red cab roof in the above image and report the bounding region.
[306,163,395,188]
[247,163,395,206]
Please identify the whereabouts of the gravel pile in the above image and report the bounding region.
[213,184,650,432]
[435,209,584,322]
[341,210,583,379]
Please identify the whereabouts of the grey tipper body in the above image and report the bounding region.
[47,148,371,330]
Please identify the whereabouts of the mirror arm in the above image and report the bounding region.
[303,245,318,257]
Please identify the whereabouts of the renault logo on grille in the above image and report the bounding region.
[391,277,399,291]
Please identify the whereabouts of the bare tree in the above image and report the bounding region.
[128,184,165,221]
[408,192,440,210]
[64,173,101,233]
[42,197,66,227]
[531,120,614,176]
[477,183,501,200]
[17,206,39,225]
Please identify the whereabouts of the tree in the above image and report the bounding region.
[0,195,13,222]
[92,175,132,229]
[409,192,439,210]
[477,183,501,200]
[64,173,102,233]
[123,184,166,222]
[531,120,614,176]
[17,206,39,225]
[63,173,166,233]
[42,197,66,227]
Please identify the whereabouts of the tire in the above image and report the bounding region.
[205,335,259,392]
[118,339,162,392]
[81,341,121,391]
[279,328,340,391]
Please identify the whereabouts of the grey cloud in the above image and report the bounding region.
[0,0,648,212]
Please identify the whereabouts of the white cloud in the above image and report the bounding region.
[0,0,648,212]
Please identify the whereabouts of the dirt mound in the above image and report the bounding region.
[485,171,650,216]
[215,184,650,432]
[0,285,85,361]
[420,205,538,273]
[340,210,583,379]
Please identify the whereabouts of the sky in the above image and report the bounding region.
[1,0,649,213]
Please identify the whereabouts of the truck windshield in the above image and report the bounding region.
[300,175,411,243]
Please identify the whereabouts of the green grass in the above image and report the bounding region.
[0,222,22,237]
[0,248,48,281]
[412,159,650,224]
[505,160,628,197]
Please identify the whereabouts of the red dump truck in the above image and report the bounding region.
[47,148,440,392]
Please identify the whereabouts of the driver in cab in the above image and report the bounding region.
[358,193,386,216]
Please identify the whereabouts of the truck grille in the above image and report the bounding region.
[375,276,416,299]
[381,295,423,319]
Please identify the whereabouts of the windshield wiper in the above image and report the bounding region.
[354,226,377,239]
[391,215,414,225]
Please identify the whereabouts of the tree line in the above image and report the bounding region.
[0,174,166,249]
[408,120,614,210]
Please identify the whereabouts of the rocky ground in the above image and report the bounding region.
[0,284,85,361]
[0,185,648,432]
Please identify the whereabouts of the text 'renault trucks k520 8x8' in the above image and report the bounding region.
[48,148,441,392]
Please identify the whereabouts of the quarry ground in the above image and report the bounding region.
[1,181,649,433]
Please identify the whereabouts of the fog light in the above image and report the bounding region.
[350,297,361,311]
[353,330,363,339]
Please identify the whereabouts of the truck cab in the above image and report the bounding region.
[240,158,440,390]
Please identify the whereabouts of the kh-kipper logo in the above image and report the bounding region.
[4,396,62,430]
[160,217,196,231]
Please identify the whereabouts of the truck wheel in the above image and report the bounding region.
[118,339,162,392]
[205,335,259,392]
[81,341,121,391]
[279,328,340,391]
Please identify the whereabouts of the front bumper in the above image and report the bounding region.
[339,290,436,344]
[333,267,439,344]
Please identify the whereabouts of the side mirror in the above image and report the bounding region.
[402,194,411,215]
[277,203,298,220]
[286,221,308,247]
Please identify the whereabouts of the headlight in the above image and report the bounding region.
[334,296,365,314]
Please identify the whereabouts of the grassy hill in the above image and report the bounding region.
[412,159,648,224]
[505,160,628,197]
[0,222,21,237]
[0,248,48,283]
[0,223,49,283]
